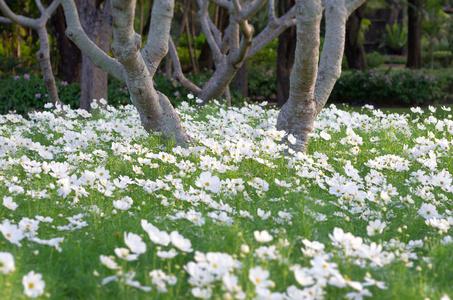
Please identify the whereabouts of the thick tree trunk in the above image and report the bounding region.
[277,0,322,152]
[407,0,422,68]
[52,6,81,83]
[345,3,367,70]
[277,0,364,152]
[37,27,60,104]
[111,0,190,145]
[276,0,296,107]
[77,0,112,110]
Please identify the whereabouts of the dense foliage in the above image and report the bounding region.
[2,68,452,115]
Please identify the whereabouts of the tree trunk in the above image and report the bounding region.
[277,0,364,152]
[36,27,60,104]
[52,6,81,83]
[277,0,322,152]
[345,3,367,70]
[232,61,248,98]
[77,0,112,110]
[407,0,422,68]
[276,0,296,107]
[111,0,190,145]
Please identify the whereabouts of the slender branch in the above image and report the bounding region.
[61,0,125,81]
[0,0,39,28]
[45,0,62,19]
[142,0,175,77]
[314,0,351,114]
[211,0,232,9]
[0,15,11,23]
[229,17,254,66]
[197,0,223,63]
[35,0,46,14]
[346,0,366,15]
[168,38,202,94]
[268,0,276,23]
[239,0,267,20]
[248,5,296,57]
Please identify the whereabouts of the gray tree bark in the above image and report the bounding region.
[277,0,365,152]
[61,0,190,145]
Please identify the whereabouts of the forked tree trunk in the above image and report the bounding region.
[61,0,190,145]
[110,0,190,144]
[277,0,364,152]
[276,0,322,152]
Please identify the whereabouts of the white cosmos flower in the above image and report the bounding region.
[170,231,193,252]
[3,196,18,211]
[319,131,331,140]
[195,171,221,193]
[287,134,297,145]
[418,203,440,220]
[366,220,386,236]
[141,220,170,246]
[100,255,120,270]
[0,221,25,246]
[124,232,147,255]
[114,247,139,261]
[249,266,274,289]
[0,252,15,274]
[157,248,178,259]
[254,230,273,243]
[113,196,133,211]
[22,271,45,298]
[292,266,315,287]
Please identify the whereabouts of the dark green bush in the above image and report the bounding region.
[365,52,385,69]
[330,68,452,106]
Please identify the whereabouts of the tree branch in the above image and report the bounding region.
[239,0,267,20]
[142,0,175,77]
[197,0,223,63]
[314,0,350,114]
[35,0,46,14]
[248,5,296,57]
[0,0,39,28]
[346,0,366,15]
[0,15,11,23]
[61,0,125,81]
[168,38,202,94]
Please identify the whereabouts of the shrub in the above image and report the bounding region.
[330,68,452,106]
[366,51,385,69]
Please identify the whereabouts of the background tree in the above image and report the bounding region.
[345,2,367,69]
[276,0,295,106]
[0,0,61,103]
[407,0,423,68]
[52,5,81,83]
[168,0,296,104]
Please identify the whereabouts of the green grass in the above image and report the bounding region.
[0,102,452,299]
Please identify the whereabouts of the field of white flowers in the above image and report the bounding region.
[0,100,452,299]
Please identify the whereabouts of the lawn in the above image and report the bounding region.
[0,100,452,299]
